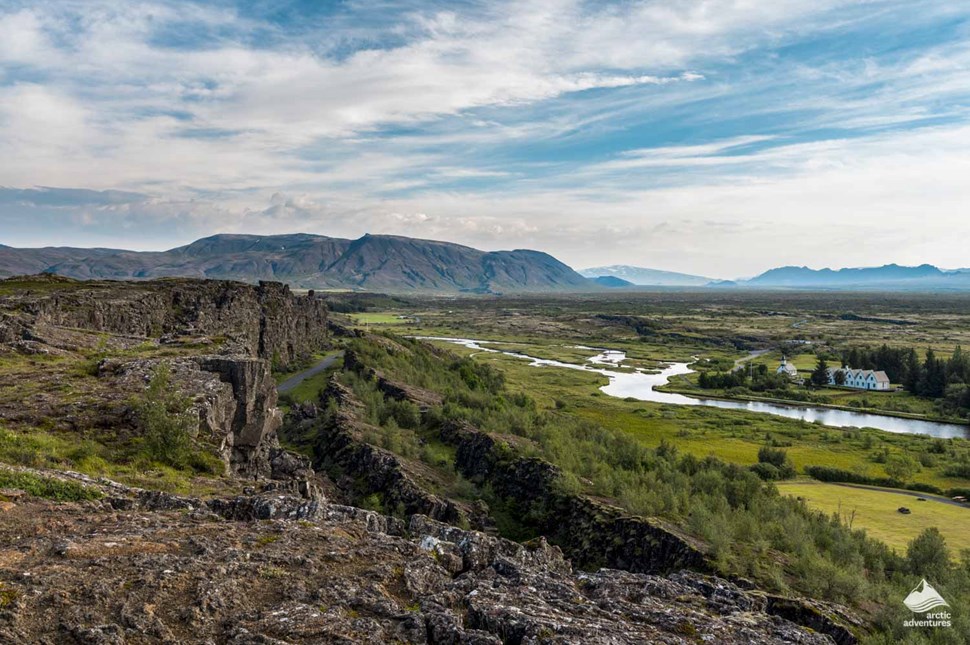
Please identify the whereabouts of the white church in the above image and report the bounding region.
[825,366,891,391]
[776,356,799,378]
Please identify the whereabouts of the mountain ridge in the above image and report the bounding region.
[731,263,970,290]
[580,265,713,286]
[0,233,592,294]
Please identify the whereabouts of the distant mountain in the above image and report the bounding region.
[0,246,128,279]
[733,264,970,290]
[0,233,594,294]
[590,275,634,288]
[579,265,712,286]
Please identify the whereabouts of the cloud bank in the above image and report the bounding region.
[1,0,969,276]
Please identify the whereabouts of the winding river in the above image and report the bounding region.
[418,337,970,439]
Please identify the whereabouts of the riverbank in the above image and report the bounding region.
[420,336,969,437]
[657,382,969,427]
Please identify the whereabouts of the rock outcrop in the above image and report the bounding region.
[295,379,468,525]
[0,470,838,644]
[440,420,711,576]
[105,355,296,478]
[0,277,329,480]
[2,277,327,369]
[306,348,860,644]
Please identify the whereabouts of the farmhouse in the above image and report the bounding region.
[826,366,891,391]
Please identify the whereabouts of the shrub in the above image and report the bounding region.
[757,445,795,479]
[943,461,970,478]
[906,528,950,581]
[750,462,781,481]
[884,454,918,482]
[0,471,101,502]
[132,365,198,470]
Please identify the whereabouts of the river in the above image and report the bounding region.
[417,337,969,439]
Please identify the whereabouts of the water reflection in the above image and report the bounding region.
[417,337,969,439]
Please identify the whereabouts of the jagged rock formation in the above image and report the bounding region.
[0,276,329,478]
[0,468,838,644]
[1,276,327,369]
[439,420,711,575]
[103,355,296,478]
[292,338,861,644]
[297,379,468,526]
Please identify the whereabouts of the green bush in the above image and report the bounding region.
[132,365,199,470]
[0,471,102,502]
[756,445,795,479]
[132,363,219,475]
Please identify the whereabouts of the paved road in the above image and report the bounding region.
[732,349,770,372]
[277,351,344,394]
[820,482,968,508]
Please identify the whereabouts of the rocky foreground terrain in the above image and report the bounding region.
[0,276,858,643]
[0,469,840,645]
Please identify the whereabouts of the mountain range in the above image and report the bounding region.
[724,264,970,290]
[0,233,593,294]
[579,265,713,287]
[4,234,970,293]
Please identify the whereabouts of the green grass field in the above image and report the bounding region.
[777,481,970,551]
[421,340,970,493]
[350,312,412,325]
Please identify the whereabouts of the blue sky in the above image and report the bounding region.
[1,0,969,277]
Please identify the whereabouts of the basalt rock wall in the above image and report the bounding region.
[439,420,711,575]
[293,379,466,525]
[6,278,328,369]
[105,354,301,479]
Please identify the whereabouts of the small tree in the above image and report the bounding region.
[834,369,847,386]
[757,445,796,479]
[811,357,830,387]
[885,454,918,482]
[133,364,197,469]
[906,527,950,580]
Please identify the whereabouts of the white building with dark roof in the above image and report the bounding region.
[826,366,890,391]
[776,356,799,378]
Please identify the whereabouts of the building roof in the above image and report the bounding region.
[826,366,890,383]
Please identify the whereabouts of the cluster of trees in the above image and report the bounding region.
[697,363,790,392]
[751,445,796,480]
[843,344,970,416]
[842,344,970,396]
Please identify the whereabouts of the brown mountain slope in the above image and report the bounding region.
[0,233,594,293]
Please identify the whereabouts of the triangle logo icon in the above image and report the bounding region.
[903,579,950,613]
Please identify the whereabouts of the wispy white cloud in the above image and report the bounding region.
[1,0,969,276]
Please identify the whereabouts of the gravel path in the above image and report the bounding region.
[277,351,343,394]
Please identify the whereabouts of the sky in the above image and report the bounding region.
[0,0,969,278]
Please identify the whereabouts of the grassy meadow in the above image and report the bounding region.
[777,481,970,551]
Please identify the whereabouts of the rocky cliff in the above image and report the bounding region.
[101,355,298,478]
[2,275,328,369]
[286,337,862,644]
[0,275,330,479]
[293,379,468,526]
[439,419,712,576]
